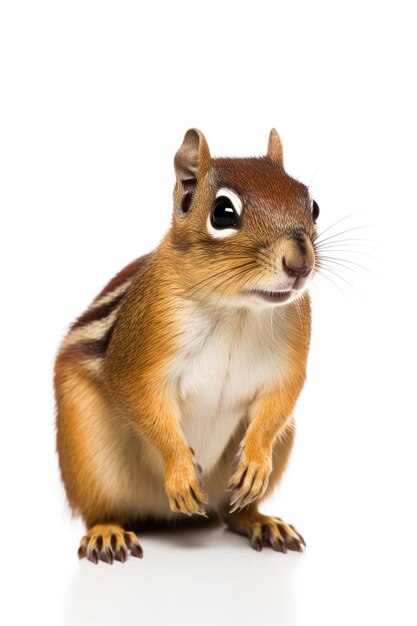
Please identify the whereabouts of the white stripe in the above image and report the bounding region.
[90,280,132,309]
[83,357,105,375]
[62,305,122,348]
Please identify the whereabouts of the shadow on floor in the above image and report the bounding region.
[64,517,302,626]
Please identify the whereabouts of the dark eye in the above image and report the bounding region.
[312,200,320,223]
[211,196,239,229]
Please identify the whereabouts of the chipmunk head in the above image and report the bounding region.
[171,128,319,309]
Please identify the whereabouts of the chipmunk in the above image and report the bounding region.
[55,128,319,563]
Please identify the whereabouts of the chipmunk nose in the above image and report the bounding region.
[282,257,312,278]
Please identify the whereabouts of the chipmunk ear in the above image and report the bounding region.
[267,128,284,167]
[174,128,211,183]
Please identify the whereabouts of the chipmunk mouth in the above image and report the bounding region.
[246,288,293,303]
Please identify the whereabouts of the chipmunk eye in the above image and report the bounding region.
[211,196,239,229]
[312,200,320,224]
[207,188,242,239]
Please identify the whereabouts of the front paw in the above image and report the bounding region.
[164,450,208,516]
[227,444,272,513]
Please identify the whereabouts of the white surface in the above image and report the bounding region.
[1,1,416,625]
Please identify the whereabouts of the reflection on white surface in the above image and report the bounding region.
[64,520,300,626]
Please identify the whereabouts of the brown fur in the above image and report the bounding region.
[55,128,316,561]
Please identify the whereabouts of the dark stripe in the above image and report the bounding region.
[78,324,116,358]
[70,293,125,330]
[58,322,116,367]
[59,253,153,368]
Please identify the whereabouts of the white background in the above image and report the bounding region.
[1,1,416,625]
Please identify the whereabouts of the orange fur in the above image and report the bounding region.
[55,128,316,561]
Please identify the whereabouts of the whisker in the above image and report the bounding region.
[188,261,258,316]
[315,247,379,260]
[166,258,257,324]
[315,243,378,255]
[307,159,324,187]
[314,224,377,245]
[315,264,366,300]
[317,259,365,280]
[314,237,377,248]
[312,211,368,242]
[293,297,304,334]
[316,255,377,277]
[186,260,256,301]
[313,268,348,298]
[316,248,378,262]
[270,308,277,344]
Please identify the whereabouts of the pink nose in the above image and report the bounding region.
[283,257,312,278]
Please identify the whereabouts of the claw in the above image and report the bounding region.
[130,543,143,559]
[78,543,87,559]
[100,549,113,565]
[289,524,306,547]
[231,445,243,470]
[226,512,305,555]
[165,453,208,516]
[79,526,143,564]
[269,536,287,553]
[87,548,99,564]
[115,545,128,562]
[190,486,201,505]
[250,536,263,552]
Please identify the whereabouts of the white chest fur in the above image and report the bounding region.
[169,304,291,473]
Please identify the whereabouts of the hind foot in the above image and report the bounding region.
[222,508,306,553]
[78,523,143,564]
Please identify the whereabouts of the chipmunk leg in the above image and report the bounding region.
[221,424,305,552]
[127,391,208,517]
[228,383,303,512]
[78,524,143,564]
[56,368,146,564]
[221,506,305,553]
[102,381,208,517]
